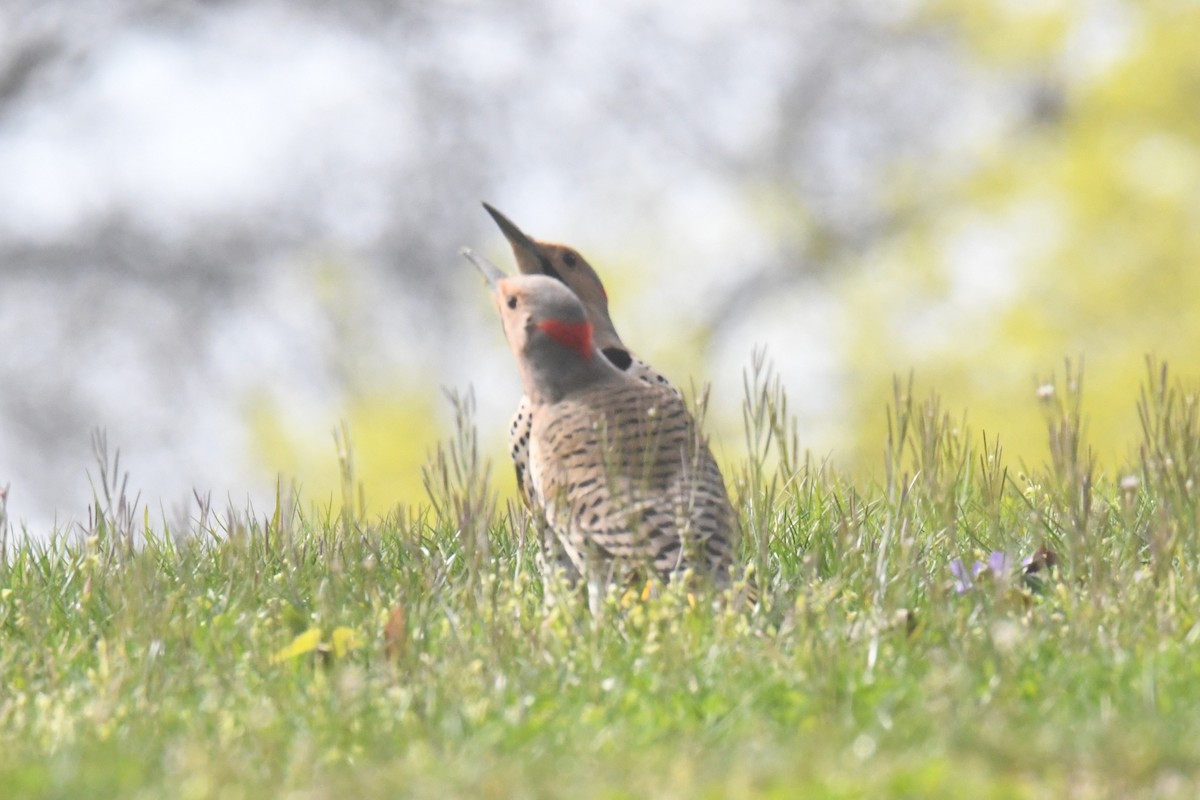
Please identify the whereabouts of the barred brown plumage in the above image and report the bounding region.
[528,378,736,586]
[481,204,682,594]
[481,207,675,477]
[462,236,739,614]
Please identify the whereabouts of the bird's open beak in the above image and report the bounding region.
[460,247,507,288]
[482,202,550,275]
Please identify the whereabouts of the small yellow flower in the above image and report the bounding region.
[330,626,362,658]
[271,627,322,663]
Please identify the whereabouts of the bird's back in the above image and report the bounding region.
[509,353,674,512]
[527,377,736,582]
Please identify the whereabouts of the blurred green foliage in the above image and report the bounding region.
[249,3,1200,508]
[845,1,1200,472]
[5,358,1200,796]
[250,387,453,518]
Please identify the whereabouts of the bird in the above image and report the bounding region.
[481,203,672,386]
[461,247,737,614]
[479,204,677,593]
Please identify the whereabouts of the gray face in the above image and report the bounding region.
[527,275,590,327]
[480,205,618,343]
[495,274,589,336]
[489,274,612,402]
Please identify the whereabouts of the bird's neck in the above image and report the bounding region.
[590,310,625,354]
[519,344,622,405]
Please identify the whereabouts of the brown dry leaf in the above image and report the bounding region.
[384,605,407,662]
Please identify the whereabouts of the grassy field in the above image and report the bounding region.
[3,358,1200,798]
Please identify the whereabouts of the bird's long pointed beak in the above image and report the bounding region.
[482,202,549,274]
[460,247,507,288]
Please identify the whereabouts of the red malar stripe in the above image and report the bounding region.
[537,319,594,362]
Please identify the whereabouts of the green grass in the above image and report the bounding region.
[3,358,1200,798]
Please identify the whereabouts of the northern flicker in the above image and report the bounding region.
[481,204,674,496]
[479,204,678,590]
[462,248,736,613]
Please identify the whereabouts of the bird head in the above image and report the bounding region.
[481,203,630,367]
[462,248,616,402]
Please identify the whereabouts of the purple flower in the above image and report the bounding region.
[986,551,1010,575]
[951,551,1012,593]
[949,558,972,594]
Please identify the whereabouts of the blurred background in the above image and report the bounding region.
[1,0,1197,533]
